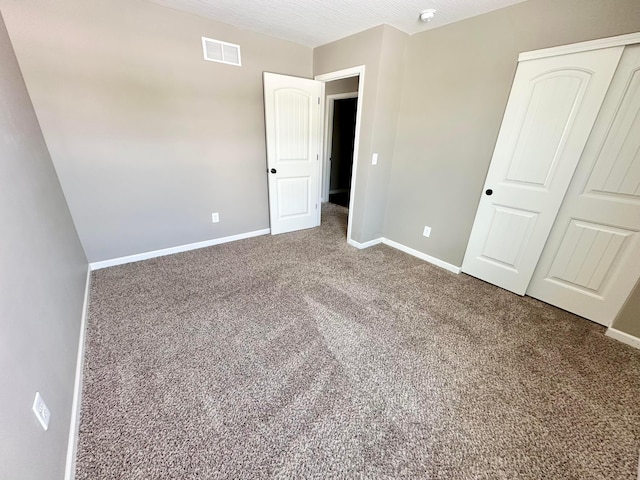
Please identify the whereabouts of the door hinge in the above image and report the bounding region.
[315,204,318,209]
[318,97,320,104]
[317,154,319,160]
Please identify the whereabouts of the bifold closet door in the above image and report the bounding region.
[461,46,624,295]
[526,45,640,326]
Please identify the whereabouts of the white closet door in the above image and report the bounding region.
[461,47,624,294]
[527,45,640,326]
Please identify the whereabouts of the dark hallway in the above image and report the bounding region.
[328,97,357,208]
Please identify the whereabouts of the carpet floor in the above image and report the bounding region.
[76,203,640,479]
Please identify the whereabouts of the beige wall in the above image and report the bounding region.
[325,76,359,96]
[384,0,640,266]
[0,11,88,479]
[613,279,640,338]
[314,26,384,242]
[315,25,408,242]
[362,26,408,240]
[1,0,312,262]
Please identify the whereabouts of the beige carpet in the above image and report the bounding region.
[76,203,640,479]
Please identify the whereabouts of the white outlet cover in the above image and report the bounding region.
[423,226,432,237]
[211,212,219,223]
[32,392,50,431]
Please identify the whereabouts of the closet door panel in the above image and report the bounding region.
[461,46,624,295]
[527,45,640,326]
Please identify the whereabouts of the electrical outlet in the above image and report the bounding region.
[423,226,432,237]
[32,392,50,431]
[211,212,219,223]
[372,153,378,165]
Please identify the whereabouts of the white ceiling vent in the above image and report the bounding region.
[202,37,241,66]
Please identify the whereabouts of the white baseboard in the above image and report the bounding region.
[65,265,92,480]
[348,236,461,274]
[348,237,383,249]
[605,328,640,350]
[382,238,461,274]
[90,228,271,270]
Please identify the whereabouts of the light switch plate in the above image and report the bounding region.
[423,226,432,237]
[372,153,378,165]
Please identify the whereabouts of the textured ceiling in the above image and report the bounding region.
[145,0,528,48]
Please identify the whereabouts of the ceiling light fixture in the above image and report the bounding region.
[419,9,436,22]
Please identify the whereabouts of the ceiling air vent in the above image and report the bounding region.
[202,37,241,66]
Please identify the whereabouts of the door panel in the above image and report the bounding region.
[527,45,640,325]
[264,73,322,235]
[275,90,311,161]
[584,67,640,199]
[276,177,311,218]
[546,220,632,295]
[505,72,588,187]
[481,206,539,269]
[462,47,624,294]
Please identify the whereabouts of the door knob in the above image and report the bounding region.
[270,168,277,174]
[485,189,493,196]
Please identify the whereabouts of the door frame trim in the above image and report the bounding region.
[322,91,358,202]
[315,66,365,246]
[519,31,640,62]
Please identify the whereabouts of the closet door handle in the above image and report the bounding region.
[485,189,493,196]
[270,168,277,174]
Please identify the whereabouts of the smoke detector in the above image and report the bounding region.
[419,9,436,22]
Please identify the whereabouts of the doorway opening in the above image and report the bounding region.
[324,87,358,208]
[316,66,365,244]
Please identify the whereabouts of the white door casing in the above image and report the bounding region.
[263,72,323,235]
[461,47,624,295]
[527,45,640,326]
[315,66,365,246]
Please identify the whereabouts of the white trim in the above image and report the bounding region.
[317,81,325,227]
[605,328,640,350]
[90,228,270,270]
[315,66,364,83]
[320,85,330,203]
[519,32,640,62]
[382,238,461,274]
[347,235,461,274]
[315,66,365,248]
[64,265,91,480]
[348,237,383,249]
[322,91,358,202]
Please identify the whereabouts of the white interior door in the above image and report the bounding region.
[527,45,640,326]
[263,72,322,235]
[461,47,624,294]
